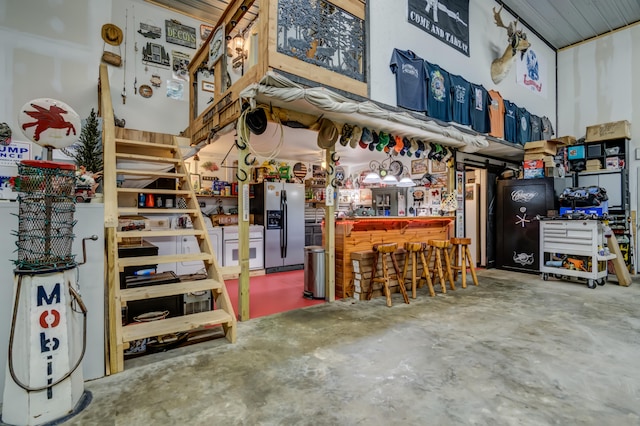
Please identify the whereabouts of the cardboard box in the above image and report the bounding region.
[523,153,546,161]
[524,168,544,179]
[551,136,577,146]
[523,160,543,169]
[118,215,150,232]
[523,140,563,155]
[585,120,631,142]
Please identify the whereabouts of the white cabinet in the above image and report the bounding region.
[176,235,205,275]
[539,219,616,288]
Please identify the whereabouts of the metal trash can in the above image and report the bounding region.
[303,246,325,299]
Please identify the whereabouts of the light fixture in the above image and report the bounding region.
[233,33,244,52]
[363,171,381,184]
[396,166,416,187]
[381,174,398,186]
[232,32,247,72]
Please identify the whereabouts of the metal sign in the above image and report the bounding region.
[165,20,196,49]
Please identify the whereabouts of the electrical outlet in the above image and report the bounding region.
[199,201,206,208]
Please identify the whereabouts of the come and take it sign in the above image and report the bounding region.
[408,0,470,57]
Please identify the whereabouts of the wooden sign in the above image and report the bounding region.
[165,20,196,49]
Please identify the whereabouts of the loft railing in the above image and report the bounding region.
[276,0,365,82]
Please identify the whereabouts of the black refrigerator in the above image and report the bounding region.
[496,178,555,273]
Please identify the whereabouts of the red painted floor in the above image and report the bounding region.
[225,270,325,319]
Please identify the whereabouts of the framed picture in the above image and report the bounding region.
[202,81,215,93]
[208,25,225,68]
[429,159,447,174]
[190,173,202,191]
[200,24,214,40]
[411,159,427,175]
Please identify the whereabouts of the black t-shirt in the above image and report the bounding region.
[470,83,490,133]
[425,61,452,122]
[504,100,518,143]
[450,74,471,125]
[389,49,428,112]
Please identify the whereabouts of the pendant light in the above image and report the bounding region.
[381,174,398,186]
[363,171,381,184]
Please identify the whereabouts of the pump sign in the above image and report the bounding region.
[0,140,31,166]
[32,278,68,399]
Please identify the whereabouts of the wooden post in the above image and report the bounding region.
[237,127,251,319]
[325,147,336,302]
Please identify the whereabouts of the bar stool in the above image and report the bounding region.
[449,237,479,289]
[401,242,435,298]
[426,239,456,293]
[367,243,410,307]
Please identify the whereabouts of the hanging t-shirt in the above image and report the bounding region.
[504,100,518,143]
[470,83,490,133]
[541,116,555,140]
[389,49,428,112]
[488,90,505,139]
[425,61,452,122]
[530,115,542,141]
[517,107,531,145]
[450,74,471,125]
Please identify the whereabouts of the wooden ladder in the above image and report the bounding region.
[106,130,236,373]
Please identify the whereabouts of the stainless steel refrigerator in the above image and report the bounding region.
[253,182,305,272]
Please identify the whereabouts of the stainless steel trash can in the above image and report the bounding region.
[303,246,325,299]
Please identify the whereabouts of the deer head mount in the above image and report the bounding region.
[490,6,530,84]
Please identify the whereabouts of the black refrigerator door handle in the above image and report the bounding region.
[282,189,288,259]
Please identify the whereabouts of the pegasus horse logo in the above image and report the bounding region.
[21,103,77,142]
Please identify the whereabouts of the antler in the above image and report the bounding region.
[493,6,518,37]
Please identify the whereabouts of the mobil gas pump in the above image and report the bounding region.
[2,99,92,425]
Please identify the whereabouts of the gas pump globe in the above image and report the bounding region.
[2,99,92,425]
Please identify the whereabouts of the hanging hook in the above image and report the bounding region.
[236,168,248,182]
[235,136,247,150]
[327,164,334,175]
[244,152,256,166]
[331,177,339,189]
[331,152,340,163]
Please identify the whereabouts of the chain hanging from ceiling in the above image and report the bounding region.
[276,0,365,82]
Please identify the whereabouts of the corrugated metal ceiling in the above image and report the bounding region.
[149,0,640,50]
[499,0,640,49]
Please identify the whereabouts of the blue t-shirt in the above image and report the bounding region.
[470,83,490,133]
[530,114,542,141]
[425,61,452,122]
[389,49,428,112]
[504,100,518,143]
[517,107,531,145]
[450,74,471,125]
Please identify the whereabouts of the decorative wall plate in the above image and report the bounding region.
[150,74,162,87]
[139,84,153,98]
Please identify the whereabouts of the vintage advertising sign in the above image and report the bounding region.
[408,0,470,57]
[0,140,32,167]
[517,48,547,98]
[165,20,196,49]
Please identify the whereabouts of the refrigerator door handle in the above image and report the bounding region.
[282,189,288,259]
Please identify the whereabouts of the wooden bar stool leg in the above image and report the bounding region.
[382,254,392,307]
[411,252,418,298]
[419,249,436,297]
[434,248,447,294]
[391,252,410,304]
[401,250,413,299]
[449,245,460,281]
[367,251,379,301]
[465,245,479,286]
[442,247,456,291]
[460,244,467,289]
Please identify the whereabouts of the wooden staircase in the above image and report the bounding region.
[100,65,235,374]
[107,131,237,373]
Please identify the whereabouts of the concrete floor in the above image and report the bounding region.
[6,269,640,425]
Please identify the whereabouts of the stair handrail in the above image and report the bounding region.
[98,64,118,228]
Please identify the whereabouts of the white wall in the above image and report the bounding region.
[368,0,557,131]
[0,0,211,143]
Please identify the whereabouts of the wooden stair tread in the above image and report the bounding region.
[115,169,186,178]
[115,138,177,152]
[120,278,223,302]
[118,207,199,214]
[116,152,181,163]
[117,188,192,196]
[118,253,213,269]
[122,310,233,342]
[117,229,206,239]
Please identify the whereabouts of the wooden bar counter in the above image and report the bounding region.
[333,216,455,298]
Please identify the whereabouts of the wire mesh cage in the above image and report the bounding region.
[13,160,77,272]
